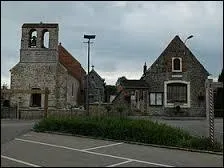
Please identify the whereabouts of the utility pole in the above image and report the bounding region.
[84,34,96,116]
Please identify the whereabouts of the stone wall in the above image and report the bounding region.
[20,49,58,62]
[66,71,80,107]
[10,63,57,108]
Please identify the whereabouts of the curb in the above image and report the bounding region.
[31,129,223,156]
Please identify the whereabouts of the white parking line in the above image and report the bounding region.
[1,155,41,167]
[15,138,173,167]
[106,160,133,167]
[82,142,123,151]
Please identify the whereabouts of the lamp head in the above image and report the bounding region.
[187,35,193,39]
[84,34,96,39]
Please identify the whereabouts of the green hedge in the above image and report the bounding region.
[33,116,223,152]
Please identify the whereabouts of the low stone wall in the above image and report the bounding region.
[89,103,130,117]
[19,109,44,119]
[18,108,86,119]
[17,103,134,119]
[48,109,86,118]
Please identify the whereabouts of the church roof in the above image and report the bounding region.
[89,68,105,82]
[58,44,86,82]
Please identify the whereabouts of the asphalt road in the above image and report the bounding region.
[1,131,223,167]
[1,119,37,144]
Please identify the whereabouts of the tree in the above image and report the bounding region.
[104,85,117,102]
[218,68,223,82]
[115,76,127,86]
[214,68,223,117]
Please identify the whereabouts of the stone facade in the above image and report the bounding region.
[141,35,209,117]
[10,23,85,110]
[87,67,105,103]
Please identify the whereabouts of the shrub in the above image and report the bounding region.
[33,116,223,152]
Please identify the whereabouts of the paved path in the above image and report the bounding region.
[1,119,37,144]
[1,131,223,167]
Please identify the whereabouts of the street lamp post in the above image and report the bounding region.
[84,34,96,116]
[184,35,193,44]
[183,35,193,57]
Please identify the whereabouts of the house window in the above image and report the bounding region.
[149,93,163,105]
[30,88,41,107]
[167,83,187,103]
[164,80,190,108]
[172,57,182,72]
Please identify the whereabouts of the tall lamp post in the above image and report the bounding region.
[184,35,193,44]
[84,34,96,116]
[183,35,193,59]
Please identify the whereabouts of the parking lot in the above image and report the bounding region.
[1,131,223,167]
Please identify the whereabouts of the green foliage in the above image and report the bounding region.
[214,68,224,117]
[218,68,223,82]
[33,116,223,152]
[105,105,112,112]
[105,85,117,95]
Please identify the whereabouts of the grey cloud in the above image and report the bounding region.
[1,1,223,86]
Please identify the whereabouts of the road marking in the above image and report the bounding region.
[1,155,40,167]
[15,138,85,152]
[82,142,123,151]
[106,160,133,167]
[15,138,173,167]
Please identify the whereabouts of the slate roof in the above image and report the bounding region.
[121,79,148,89]
[58,44,86,83]
[88,69,105,82]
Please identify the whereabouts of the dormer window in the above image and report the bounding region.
[172,57,182,72]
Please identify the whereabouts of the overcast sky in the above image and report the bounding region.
[1,1,223,87]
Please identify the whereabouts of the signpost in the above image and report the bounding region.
[205,79,223,143]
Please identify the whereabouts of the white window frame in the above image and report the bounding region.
[164,80,190,108]
[172,57,182,72]
[149,92,163,106]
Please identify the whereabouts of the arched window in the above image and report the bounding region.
[172,57,182,72]
[174,58,180,70]
[29,29,37,48]
[41,29,49,48]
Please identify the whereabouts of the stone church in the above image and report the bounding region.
[10,23,86,110]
